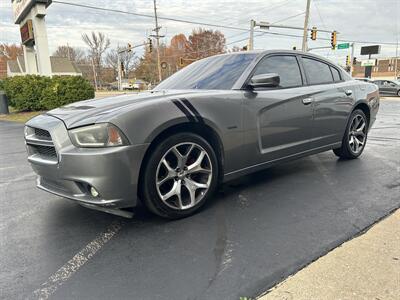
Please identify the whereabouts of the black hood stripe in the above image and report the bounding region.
[171,99,196,122]
[180,98,205,124]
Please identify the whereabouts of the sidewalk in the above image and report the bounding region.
[259,209,400,300]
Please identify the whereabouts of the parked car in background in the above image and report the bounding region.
[373,79,400,96]
[24,50,380,219]
[354,78,374,83]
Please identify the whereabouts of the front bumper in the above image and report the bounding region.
[25,114,149,209]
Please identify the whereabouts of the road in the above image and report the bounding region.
[1,98,399,300]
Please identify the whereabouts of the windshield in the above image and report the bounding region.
[155,53,257,90]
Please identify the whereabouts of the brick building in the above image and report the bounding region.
[352,57,400,80]
[0,56,7,79]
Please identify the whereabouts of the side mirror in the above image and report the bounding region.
[249,73,280,88]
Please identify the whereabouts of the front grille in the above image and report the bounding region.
[34,128,51,140]
[32,145,57,158]
[26,127,58,163]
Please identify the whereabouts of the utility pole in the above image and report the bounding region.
[153,0,162,82]
[249,19,255,50]
[350,42,355,76]
[117,54,122,91]
[395,35,399,80]
[302,0,311,52]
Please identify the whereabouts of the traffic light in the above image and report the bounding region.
[179,57,184,66]
[148,38,153,53]
[127,43,132,52]
[310,27,317,41]
[353,57,357,65]
[120,62,125,76]
[331,31,337,49]
[292,46,297,50]
[346,55,351,67]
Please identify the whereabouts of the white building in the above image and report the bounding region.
[7,55,82,77]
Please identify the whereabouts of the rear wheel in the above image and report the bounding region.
[141,132,218,219]
[333,109,368,159]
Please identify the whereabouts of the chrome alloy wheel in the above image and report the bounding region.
[348,114,367,154]
[155,142,213,210]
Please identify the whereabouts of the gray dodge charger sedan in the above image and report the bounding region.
[25,50,380,219]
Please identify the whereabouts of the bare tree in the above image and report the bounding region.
[53,45,85,63]
[106,47,137,78]
[0,43,23,60]
[82,32,111,88]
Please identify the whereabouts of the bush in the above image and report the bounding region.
[2,75,94,111]
[40,76,95,110]
[3,75,50,110]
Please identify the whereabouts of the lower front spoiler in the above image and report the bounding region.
[37,177,134,218]
[79,203,134,218]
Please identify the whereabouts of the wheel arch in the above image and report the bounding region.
[353,101,371,126]
[137,121,225,199]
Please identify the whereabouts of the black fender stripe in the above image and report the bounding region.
[180,98,205,124]
[171,99,196,122]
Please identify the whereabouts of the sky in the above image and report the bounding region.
[0,0,399,66]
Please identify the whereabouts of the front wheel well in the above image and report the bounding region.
[137,123,224,199]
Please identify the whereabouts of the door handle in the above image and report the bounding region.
[345,89,353,96]
[302,98,313,105]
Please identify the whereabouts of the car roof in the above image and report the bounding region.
[216,49,337,63]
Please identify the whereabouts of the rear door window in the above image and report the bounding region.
[302,57,334,85]
[330,66,341,82]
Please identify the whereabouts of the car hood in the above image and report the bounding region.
[46,90,201,129]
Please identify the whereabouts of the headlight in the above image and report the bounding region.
[24,126,34,137]
[69,123,129,148]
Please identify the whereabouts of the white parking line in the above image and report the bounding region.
[33,220,125,300]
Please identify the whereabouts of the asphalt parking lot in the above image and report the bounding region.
[1,98,399,300]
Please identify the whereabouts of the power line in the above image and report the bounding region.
[223,0,292,26]
[51,1,304,39]
[52,1,251,32]
[51,0,398,46]
[271,11,305,25]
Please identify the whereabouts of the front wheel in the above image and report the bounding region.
[333,109,368,159]
[141,132,219,219]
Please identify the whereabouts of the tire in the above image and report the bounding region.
[141,132,219,219]
[397,90,400,97]
[333,109,368,159]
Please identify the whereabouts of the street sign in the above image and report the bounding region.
[12,0,52,24]
[361,59,377,67]
[337,43,350,49]
[360,45,380,55]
